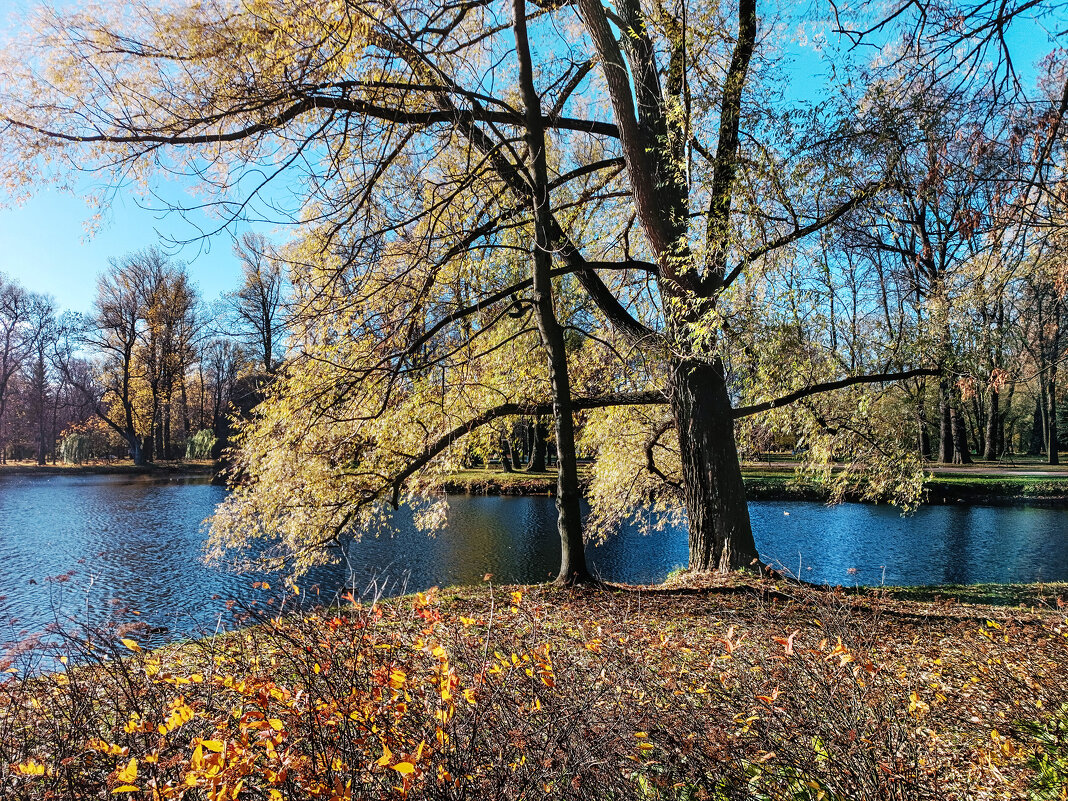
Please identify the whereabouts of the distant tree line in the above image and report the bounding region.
[0,233,287,465]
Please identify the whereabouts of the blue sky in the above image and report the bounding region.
[0,184,252,314]
[0,0,258,313]
[0,0,1060,314]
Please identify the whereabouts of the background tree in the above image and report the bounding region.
[227,233,287,374]
[22,293,57,465]
[0,273,32,463]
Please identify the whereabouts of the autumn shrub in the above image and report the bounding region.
[185,430,217,461]
[0,582,1013,801]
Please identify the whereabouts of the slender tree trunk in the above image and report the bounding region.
[513,0,588,584]
[163,402,172,460]
[500,432,513,473]
[50,391,59,464]
[939,378,954,463]
[950,402,972,464]
[970,395,985,458]
[180,377,191,451]
[672,357,758,573]
[1048,378,1059,465]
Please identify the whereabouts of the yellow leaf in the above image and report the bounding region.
[392,762,416,775]
[377,745,393,767]
[116,757,138,784]
[120,639,141,653]
[112,785,140,794]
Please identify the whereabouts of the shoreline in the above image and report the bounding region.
[0,461,217,478]
[435,467,1068,507]
[6,462,1068,506]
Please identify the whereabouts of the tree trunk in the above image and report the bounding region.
[671,357,758,573]
[513,0,589,585]
[916,397,931,460]
[950,402,972,464]
[1030,393,1045,455]
[163,408,172,460]
[130,436,146,466]
[971,395,985,459]
[983,389,1000,460]
[939,378,954,464]
[526,418,548,472]
[1048,379,1059,465]
[500,433,513,473]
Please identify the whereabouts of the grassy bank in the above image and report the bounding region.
[742,469,1068,504]
[435,467,1068,506]
[8,462,1068,504]
[2,578,1067,799]
[0,460,217,478]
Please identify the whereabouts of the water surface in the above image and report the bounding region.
[2,474,1067,645]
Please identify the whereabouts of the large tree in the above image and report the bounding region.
[3,0,1052,573]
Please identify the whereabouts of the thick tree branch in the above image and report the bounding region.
[4,94,620,145]
[703,0,757,288]
[575,0,675,258]
[732,368,941,419]
[387,390,667,503]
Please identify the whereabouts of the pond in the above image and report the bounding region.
[2,474,1067,645]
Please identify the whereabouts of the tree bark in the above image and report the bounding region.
[916,398,931,460]
[672,357,758,572]
[499,432,513,473]
[939,378,954,463]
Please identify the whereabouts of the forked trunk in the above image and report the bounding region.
[671,357,759,572]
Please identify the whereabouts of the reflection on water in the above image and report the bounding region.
[2,474,1068,645]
